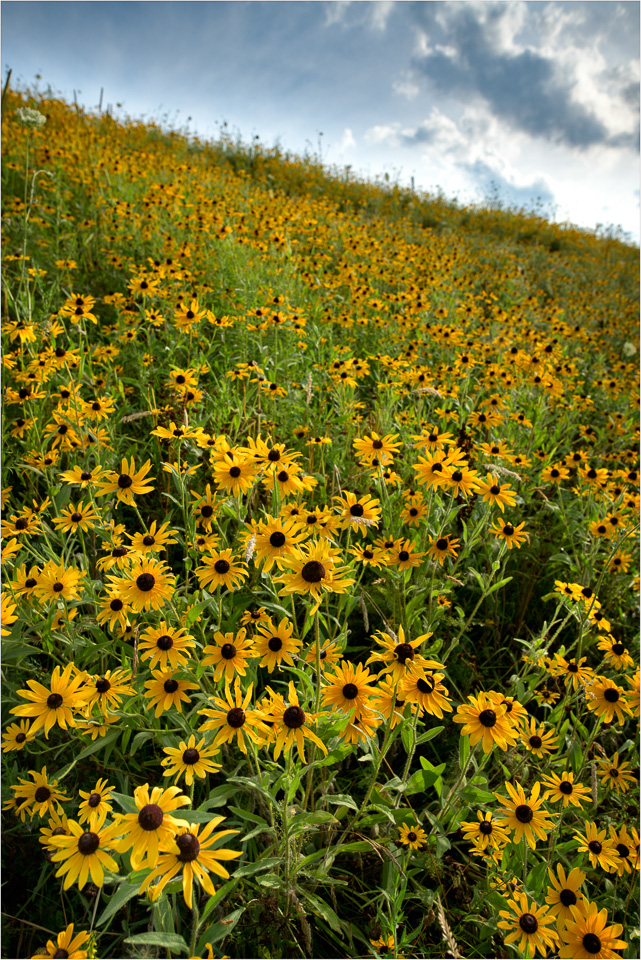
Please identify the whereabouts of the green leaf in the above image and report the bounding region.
[459,735,470,768]
[97,881,140,926]
[56,729,121,781]
[197,907,245,951]
[302,891,343,932]
[233,857,282,878]
[111,791,139,815]
[570,740,583,774]
[486,576,513,596]
[227,805,268,826]
[124,932,189,954]
[323,794,358,812]
[2,640,42,661]
[416,725,444,744]
[186,597,211,625]
[526,860,548,896]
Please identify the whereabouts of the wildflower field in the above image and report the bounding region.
[1,84,639,960]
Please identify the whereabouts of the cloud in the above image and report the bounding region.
[338,127,356,150]
[459,158,556,212]
[403,0,639,151]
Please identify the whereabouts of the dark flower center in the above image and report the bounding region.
[227,707,246,728]
[559,781,573,794]
[110,598,124,611]
[588,840,602,854]
[269,531,286,547]
[611,643,625,656]
[183,748,200,765]
[417,677,435,694]
[156,635,174,651]
[479,820,493,835]
[52,581,64,592]
[136,573,156,592]
[229,466,241,478]
[277,471,289,482]
[398,550,410,561]
[70,512,83,522]
[143,535,155,546]
[112,546,128,557]
[221,643,237,659]
[118,474,133,489]
[95,679,111,693]
[25,578,37,588]
[283,705,306,728]
[519,913,538,934]
[604,688,619,702]
[176,832,200,862]
[490,485,500,495]
[47,693,63,709]
[363,549,374,559]
[407,831,417,842]
[529,736,543,749]
[268,636,283,652]
[515,804,533,823]
[395,643,414,664]
[616,843,630,858]
[34,786,51,803]
[15,732,27,744]
[350,503,364,517]
[201,505,214,517]
[164,679,179,693]
[138,803,164,830]
[559,888,577,907]
[479,709,497,727]
[342,683,359,700]
[567,663,578,673]
[451,470,463,482]
[214,559,230,574]
[582,934,602,954]
[302,560,325,583]
[436,537,448,550]
[503,524,514,535]
[78,832,100,855]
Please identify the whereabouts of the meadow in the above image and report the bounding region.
[1,83,639,960]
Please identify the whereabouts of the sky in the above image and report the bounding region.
[2,1,639,241]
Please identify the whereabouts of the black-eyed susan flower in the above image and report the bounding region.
[38,807,71,853]
[304,639,342,671]
[453,692,517,753]
[9,564,41,599]
[365,626,432,682]
[573,821,618,872]
[400,664,453,719]
[196,549,248,592]
[609,550,632,574]
[49,818,120,889]
[114,557,176,613]
[139,818,240,909]
[212,455,258,497]
[608,825,638,876]
[138,622,198,670]
[84,668,134,714]
[10,662,89,738]
[441,464,480,498]
[202,628,255,682]
[585,676,632,725]
[239,606,271,628]
[1,592,19,636]
[51,501,99,534]
[541,771,592,809]
[265,681,327,762]
[248,515,309,571]
[494,780,555,849]
[11,766,70,820]
[460,811,510,850]
[475,473,518,512]
[111,783,190,870]
[352,432,401,465]
[30,922,90,959]
[321,660,376,720]
[78,778,115,831]
[34,562,86,604]
[489,519,528,548]
[369,676,416,728]
[252,616,301,673]
[398,822,428,850]
[427,534,460,565]
[161,734,222,786]
[127,520,178,555]
[596,635,635,670]
[275,540,354,607]
[497,893,558,957]
[558,900,627,959]
[334,491,382,535]
[412,452,453,490]
[96,590,131,633]
[143,669,199,718]
[541,463,570,484]
[596,752,637,795]
[94,457,155,505]
[522,718,558,758]
[2,719,35,752]
[388,538,426,570]
[198,680,271,754]
[544,864,587,922]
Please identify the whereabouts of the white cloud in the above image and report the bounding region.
[338,127,356,151]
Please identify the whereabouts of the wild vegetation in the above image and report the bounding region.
[1,82,639,960]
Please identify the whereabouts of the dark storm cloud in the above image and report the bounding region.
[405,1,639,151]
[460,158,556,212]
